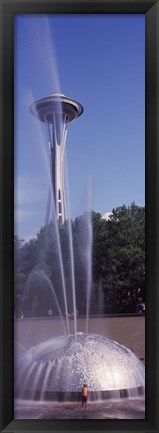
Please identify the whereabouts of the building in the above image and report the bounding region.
[30,92,83,224]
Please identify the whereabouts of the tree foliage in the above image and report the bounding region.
[14,202,145,317]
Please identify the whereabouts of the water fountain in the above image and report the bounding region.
[15,332,144,402]
[14,93,145,406]
[14,19,145,418]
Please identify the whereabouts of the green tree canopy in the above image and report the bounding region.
[14,202,145,317]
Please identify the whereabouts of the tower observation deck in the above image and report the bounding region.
[30,92,83,224]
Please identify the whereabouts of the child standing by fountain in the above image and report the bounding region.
[81,383,89,410]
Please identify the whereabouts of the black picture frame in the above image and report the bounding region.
[0,0,159,432]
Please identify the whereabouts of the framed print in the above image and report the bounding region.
[0,0,159,432]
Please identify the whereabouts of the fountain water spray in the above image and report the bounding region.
[30,92,83,338]
[85,178,93,334]
[15,17,145,405]
[15,90,145,403]
[25,89,70,333]
[15,333,145,401]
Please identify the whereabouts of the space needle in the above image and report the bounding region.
[30,93,83,224]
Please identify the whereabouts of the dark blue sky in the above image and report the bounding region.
[14,14,145,240]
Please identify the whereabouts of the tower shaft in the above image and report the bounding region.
[45,114,68,224]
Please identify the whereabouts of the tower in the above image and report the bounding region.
[30,93,83,224]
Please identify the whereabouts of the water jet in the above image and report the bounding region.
[15,92,145,409]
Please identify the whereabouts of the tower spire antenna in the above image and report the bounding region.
[30,92,83,224]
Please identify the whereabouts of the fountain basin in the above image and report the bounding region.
[15,333,145,401]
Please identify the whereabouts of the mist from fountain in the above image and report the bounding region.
[24,269,66,332]
[63,153,78,338]
[44,105,78,338]
[48,182,70,334]
[25,90,70,334]
[85,179,93,334]
[23,16,85,338]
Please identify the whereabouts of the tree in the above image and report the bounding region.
[104,203,145,312]
[14,202,145,316]
[14,236,27,316]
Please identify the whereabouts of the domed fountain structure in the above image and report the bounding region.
[15,332,145,401]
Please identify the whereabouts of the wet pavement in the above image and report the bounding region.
[14,397,145,419]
